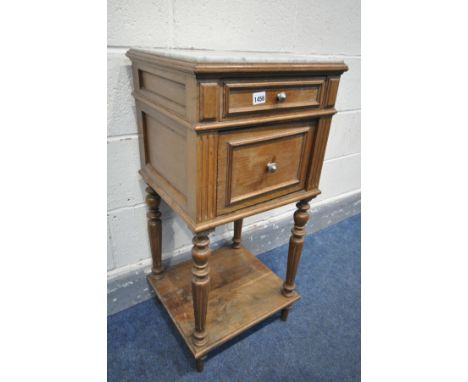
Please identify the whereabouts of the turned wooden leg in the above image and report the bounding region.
[146,186,164,276]
[280,305,292,321]
[282,199,311,297]
[191,232,211,347]
[232,219,243,249]
[195,356,206,372]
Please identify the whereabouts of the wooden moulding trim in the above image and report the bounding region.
[194,108,337,131]
[227,101,320,115]
[126,50,197,74]
[194,189,321,233]
[230,179,301,205]
[326,77,340,107]
[194,63,349,74]
[134,93,192,129]
[224,79,325,89]
[196,133,218,222]
[226,126,310,148]
[199,82,219,121]
[307,117,332,189]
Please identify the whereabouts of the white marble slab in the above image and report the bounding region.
[136,48,344,64]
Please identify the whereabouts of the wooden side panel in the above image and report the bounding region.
[140,71,186,105]
[145,114,187,197]
[135,62,188,119]
[130,64,147,169]
[326,77,340,107]
[199,83,219,121]
[137,100,189,211]
[307,117,332,189]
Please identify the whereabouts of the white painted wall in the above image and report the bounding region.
[107,0,361,274]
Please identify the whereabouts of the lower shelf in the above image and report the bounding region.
[147,245,300,359]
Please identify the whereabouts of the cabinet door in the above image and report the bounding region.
[217,122,316,215]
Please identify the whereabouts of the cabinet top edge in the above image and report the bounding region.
[126,48,349,74]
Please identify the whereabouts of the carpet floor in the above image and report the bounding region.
[108,213,361,381]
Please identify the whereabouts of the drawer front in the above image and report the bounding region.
[217,123,315,214]
[223,79,325,118]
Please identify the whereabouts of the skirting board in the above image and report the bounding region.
[107,191,360,316]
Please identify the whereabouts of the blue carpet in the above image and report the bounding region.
[108,214,361,381]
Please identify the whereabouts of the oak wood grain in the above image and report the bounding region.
[223,79,325,118]
[145,187,164,276]
[191,232,211,347]
[147,246,300,359]
[127,49,347,371]
[326,77,341,107]
[217,122,314,215]
[283,199,311,297]
[232,219,243,249]
[199,82,219,121]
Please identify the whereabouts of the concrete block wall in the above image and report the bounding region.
[107,0,361,275]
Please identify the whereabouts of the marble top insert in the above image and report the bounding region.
[135,48,344,65]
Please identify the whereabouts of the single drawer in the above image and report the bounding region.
[223,79,325,118]
[217,123,315,214]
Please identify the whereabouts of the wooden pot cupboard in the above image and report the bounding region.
[126,49,348,372]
